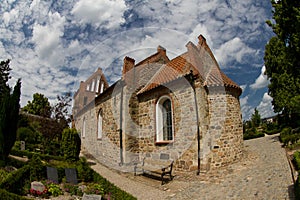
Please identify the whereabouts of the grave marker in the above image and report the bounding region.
[31,181,45,193]
[47,166,59,183]
[82,193,102,200]
[65,168,78,184]
[20,141,25,151]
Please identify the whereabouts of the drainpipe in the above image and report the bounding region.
[119,81,124,165]
[189,72,200,175]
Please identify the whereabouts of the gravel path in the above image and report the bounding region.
[90,134,295,200]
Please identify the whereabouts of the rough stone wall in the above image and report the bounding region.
[137,78,199,171]
[74,86,123,171]
[74,77,243,173]
[207,87,243,168]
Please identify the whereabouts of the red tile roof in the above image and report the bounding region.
[136,38,241,95]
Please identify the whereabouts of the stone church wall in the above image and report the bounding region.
[206,87,243,168]
[136,77,199,171]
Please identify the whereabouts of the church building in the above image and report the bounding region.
[73,34,243,173]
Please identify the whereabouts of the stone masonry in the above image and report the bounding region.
[73,34,244,173]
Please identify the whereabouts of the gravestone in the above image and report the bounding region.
[20,141,25,151]
[47,166,59,183]
[65,168,78,184]
[31,181,45,193]
[82,193,102,200]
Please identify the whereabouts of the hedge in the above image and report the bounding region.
[10,149,65,161]
[295,175,300,199]
[91,168,136,200]
[0,165,30,195]
[0,189,30,200]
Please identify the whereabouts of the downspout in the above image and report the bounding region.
[190,72,201,175]
[119,81,124,165]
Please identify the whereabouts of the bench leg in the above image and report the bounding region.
[161,169,166,185]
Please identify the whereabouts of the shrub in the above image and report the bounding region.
[295,175,300,199]
[85,183,104,195]
[0,189,30,200]
[280,127,292,146]
[29,154,46,181]
[6,156,27,168]
[0,165,30,195]
[243,127,264,140]
[17,127,41,144]
[0,169,9,183]
[61,128,81,161]
[293,151,300,170]
[63,183,83,196]
[47,182,63,197]
[91,168,136,200]
[76,157,93,182]
[10,149,65,161]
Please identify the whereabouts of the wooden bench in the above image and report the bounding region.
[134,157,174,185]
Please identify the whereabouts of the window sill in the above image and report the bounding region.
[155,141,174,145]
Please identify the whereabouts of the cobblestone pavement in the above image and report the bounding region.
[89,134,294,200]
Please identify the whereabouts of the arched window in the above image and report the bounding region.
[156,96,174,142]
[82,118,86,138]
[97,110,103,139]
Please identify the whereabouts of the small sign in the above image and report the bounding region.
[20,141,25,151]
[82,193,102,200]
[65,168,78,184]
[47,166,59,183]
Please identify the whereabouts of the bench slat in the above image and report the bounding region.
[134,157,174,185]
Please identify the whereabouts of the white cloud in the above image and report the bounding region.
[32,12,65,64]
[215,37,256,67]
[250,65,269,90]
[257,92,275,118]
[240,95,252,120]
[0,0,274,112]
[3,8,19,26]
[71,0,127,29]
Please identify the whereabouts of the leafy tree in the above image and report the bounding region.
[0,59,11,100]
[0,59,21,165]
[251,108,261,128]
[52,92,72,129]
[22,93,51,118]
[264,0,300,127]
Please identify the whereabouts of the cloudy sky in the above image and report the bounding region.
[0,0,275,120]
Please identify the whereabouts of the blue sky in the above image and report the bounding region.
[0,0,275,120]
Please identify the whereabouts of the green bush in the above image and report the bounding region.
[0,165,30,195]
[0,189,30,200]
[243,127,265,140]
[293,151,300,170]
[0,169,9,183]
[295,175,300,199]
[76,157,94,182]
[63,183,83,196]
[17,127,41,144]
[61,128,81,161]
[10,149,65,161]
[263,122,280,135]
[6,156,27,168]
[279,127,300,147]
[47,182,63,197]
[92,168,136,200]
[29,154,46,181]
